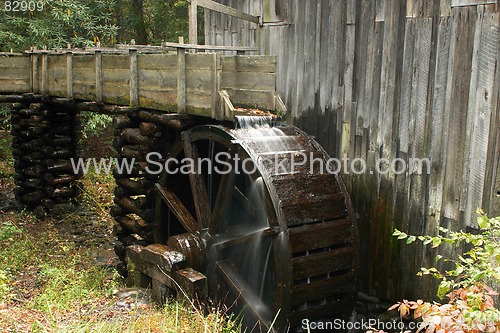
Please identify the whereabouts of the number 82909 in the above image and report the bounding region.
[4,1,44,12]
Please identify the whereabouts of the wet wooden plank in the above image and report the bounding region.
[291,246,354,281]
[155,184,200,234]
[288,218,353,253]
[282,196,347,226]
[291,272,354,306]
[289,297,354,326]
[273,173,342,200]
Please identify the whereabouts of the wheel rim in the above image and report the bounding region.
[155,125,288,331]
[154,124,357,332]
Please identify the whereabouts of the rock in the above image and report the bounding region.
[113,287,152,310]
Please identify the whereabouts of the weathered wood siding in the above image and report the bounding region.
[205,0,500,300]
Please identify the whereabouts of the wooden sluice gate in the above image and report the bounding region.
[0,44,358,332]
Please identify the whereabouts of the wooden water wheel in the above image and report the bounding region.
[149,124,358,332]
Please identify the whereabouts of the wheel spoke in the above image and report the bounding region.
[217,261,272,329]
[213,227,277,250]
[233,186,257,216]
[155,183,200,233]
[209,155,235,234]
[182,131,211,229]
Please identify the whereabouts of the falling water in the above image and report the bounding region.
[208,116,309,329]
[235,115,273,129]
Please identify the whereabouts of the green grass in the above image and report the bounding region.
[0,124,241,332]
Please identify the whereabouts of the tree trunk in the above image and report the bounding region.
[131,0,148,44]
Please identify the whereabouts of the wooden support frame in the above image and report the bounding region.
[129,49,138,107]
[177,48,187,112]
[66,51,73,99]
[41,52,48,96]
[31,54,39,93]
[197,0,260,25]
[94,50,102,102]
[189,0,198,45]
[211,53,222,120]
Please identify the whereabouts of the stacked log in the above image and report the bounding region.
[10,103,80,216]
[112,111,176,276]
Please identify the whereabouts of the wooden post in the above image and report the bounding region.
[41,51,48,96]
[211,53,222,119]
[66,51,73,99]
[129,49,138,107]
[31,53,39,93]
[95,50,102,102]
[177,48,186,113]
[189,0,198,45]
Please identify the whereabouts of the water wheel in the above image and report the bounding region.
[151,124,358,332]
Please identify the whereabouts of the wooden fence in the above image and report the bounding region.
[205,0,500,300]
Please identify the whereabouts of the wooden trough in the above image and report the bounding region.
[0,44,286,120]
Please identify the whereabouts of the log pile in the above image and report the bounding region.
[112,110,184,276]
[10,103,80,216]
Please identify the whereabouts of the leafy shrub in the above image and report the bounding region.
[390,210,500,332]
[81,111,112,139]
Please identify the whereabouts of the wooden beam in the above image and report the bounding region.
[189,0,198,45]
[211,53,222,119]
[94,50,102,102]
[177,48,186,112]
[31,54,38,93]
[162,42,258,52]
[197,0,260,25]
[66,52,73,99]
[451,0,496,7]
[129,49,138,107]
[41,52,48,96]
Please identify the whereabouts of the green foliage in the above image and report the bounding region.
[0,221,22,241]
[114,0,198,44]
[0,0,118,51]
[393,211,500,296]
[0,104,11,130]
[80,111,112,139]
[0,269,11,300]
[0,0,197,52]
[391,210,500,332]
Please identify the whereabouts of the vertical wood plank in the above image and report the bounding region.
[41,52,48,96]
[66,51,73,99]
[398,19,416,154]
[211,53,222,119]
[31,54,39,93]
[189,0,198,45]
[482,11,500,218]
[442,7,476,224]
[177,48,187,112]
[463,8,499,226]
[129,49,138,107]
[95,50,102,102]
[427,16,452,234]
